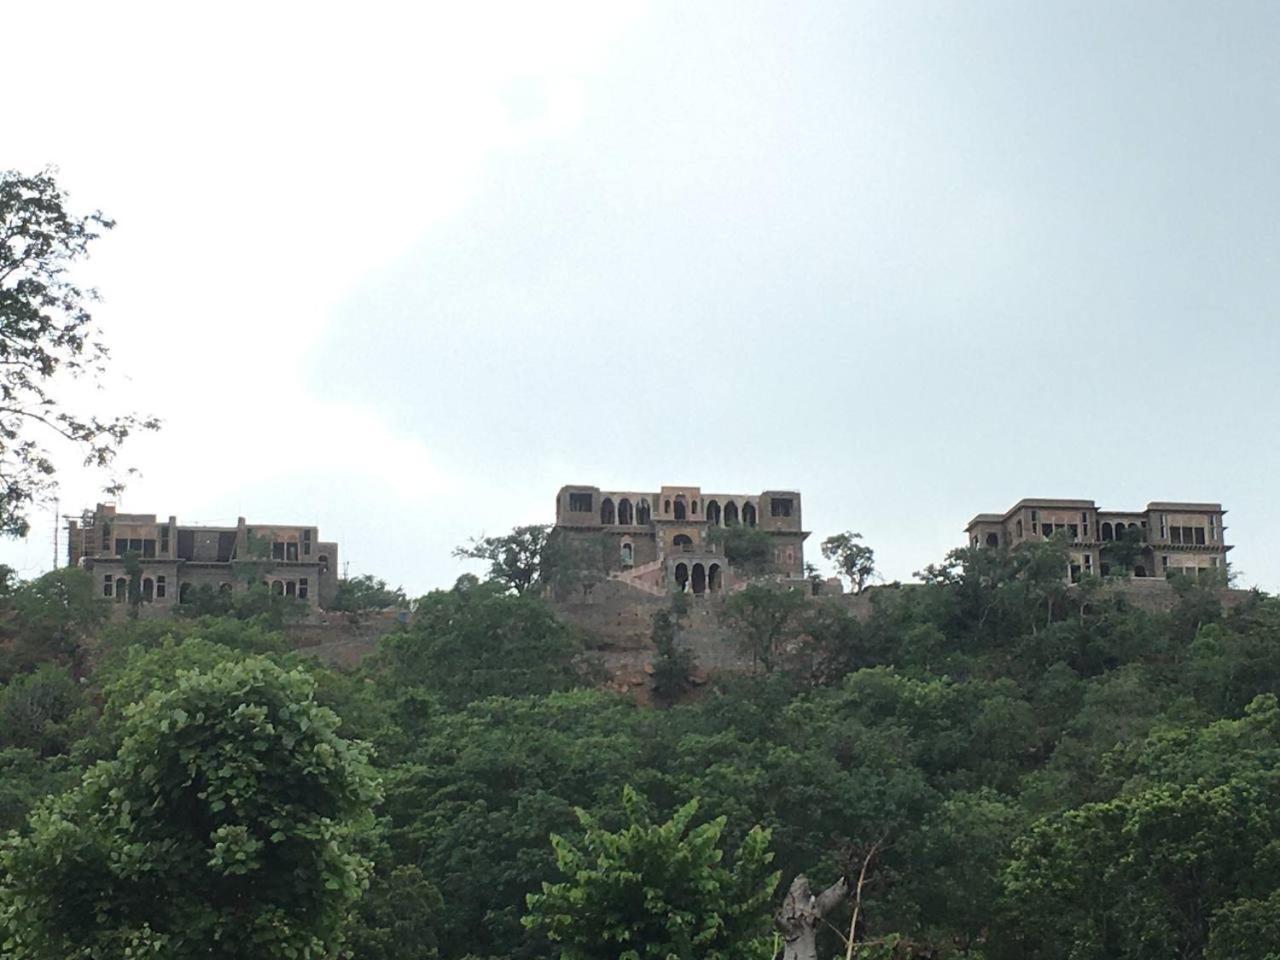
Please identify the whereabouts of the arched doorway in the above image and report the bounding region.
[1133,564,1147,578]
[985,533,999,547]
[674,563,689,593]
[723,501,738,526]
[674,496,687,521]
[637,500,651,524]
[272,580,284,595]
[114,578,127,602]
[179,582,192,603]
[708,563,722,593]
[706,500,721,526]
[742,502,757,527]
[601,498,615,524]
[621,542,634,566]
[673,534,693,552]
[691,563,706,595]
[142,578,154,602]
[618,498,633,525]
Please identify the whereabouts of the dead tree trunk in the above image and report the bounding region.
[776,873,848,960]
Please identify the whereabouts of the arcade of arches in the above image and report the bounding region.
[673,561,722,595]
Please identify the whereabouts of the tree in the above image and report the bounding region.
[328,574,409,613]
[720,585,808,674]
[0,657,380,959]
[0,566,104,679]
[821,532,876,594]
[651,606,696,706]
[709,525,774,575]
[0,168,158,537]
[454,524,551,595]
[523,785,779,960]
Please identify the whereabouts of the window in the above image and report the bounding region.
[620,543,633,566]
[102,575,113,598]
[1031,510,1038,534]
[129,538,143,554]
[1162,555,1170,573]
[1084,553,1093,574]
[691,500,698,514]
[272,541,286,560]
[618,499,634,525]
[636,500,651,525]
[600,499,615,524]
[286,542,299,561]
[673,534,693,551]
[1160,514,1167,538]
[771,497,794,517]
[271,580,284,595]
[303,529,313,556]
[142,578,154,602]
[101,526,111,551]
[319,554,330,575]
[569,493,593,512]
[1068,523,1079,540]
[299,578,309,599]
[742,503,757,527]
[156,575,166,599]
[674,497,686,521]
[115,538,127,555]
[1210,556,1219,568]
[285,581,296,597]
[160,528,170,554]
[143,539,156,558]
[664,499,672,514]
[1194,527,1206,545]
[1081,512,1089,538]
[1209,515,1217,541]
[1171,527,1183,544]
[1016,519,1023,538]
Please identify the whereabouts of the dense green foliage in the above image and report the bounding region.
[524,785,778,959]
[0,537,1277,959]
[329,575,409,613]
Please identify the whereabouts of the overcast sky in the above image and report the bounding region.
[4,1,1278,594]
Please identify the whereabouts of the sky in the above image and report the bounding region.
[3,1,1278,594]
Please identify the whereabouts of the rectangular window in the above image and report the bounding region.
[1162,555,1169,572]
[1084,553,1093,573]
[1068,523,1079,540]
[303,529,312,556]
[115,538,128,555]
[286,542,299,562]
[272,541,286,561]
[129,538,143,553]
[1016,519,1023,538]
[102,575,113,597]
[770,498,793,517]
[1160,514,1167,538]
[1194,527,1206,545]
[569,493,593,512]
[1031,510,1038,534]
[1081,512,1089,538]
[101,526,111,551]
[156,576,166,599]
[143,539,156,558]
[1209,515,1217,541]
[160,529,170,554]
[1210,557,1219,568]
[1171,527,1183,544]
[298,578,309,600]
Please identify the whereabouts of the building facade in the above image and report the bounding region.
[552,485,808,595]
[67,504,339,611]
[965,499,1230,581]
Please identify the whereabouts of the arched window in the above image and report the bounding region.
[319,554,330,575]
[985,533,999,547]
[142,578,154,602]
[618,498,633,525]
[1101,522,1113,541]
[691,500,698,515]
[743,502,757,527]
[723,501,738,526]
[601,498,615,524]
[674,562,689,593]
[272,580,284,595]
[706,500,721,526]
[708,563,722,593]
[664,499,672,515]
[102,575,113,598]
[621,542,634,566]
[1133,564,1148,578]
[637,500,651,524]
[691,563,706,595]
[674,496,687,521]
[673,534,693,551]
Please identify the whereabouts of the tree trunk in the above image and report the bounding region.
[776,874,847,960]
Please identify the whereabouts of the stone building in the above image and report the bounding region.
[67,504,339,611]
[965,498,1230,581]
[551,485,808,595]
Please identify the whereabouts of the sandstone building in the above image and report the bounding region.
[966,498,1230,581]
[552,485,808,595]
[67,504,339,610]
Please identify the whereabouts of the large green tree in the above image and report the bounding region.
[524,785,779,960]
[0,657,380,959]
[454,525,552,595]
[0,168,158,536]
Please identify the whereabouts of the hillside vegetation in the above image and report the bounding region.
[1,540,1278,959]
